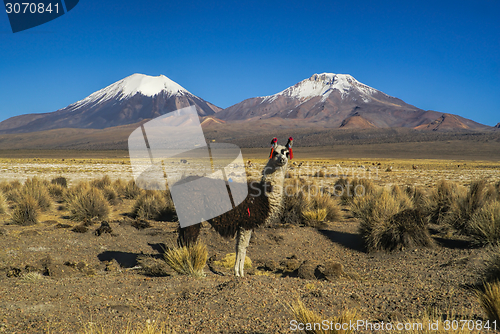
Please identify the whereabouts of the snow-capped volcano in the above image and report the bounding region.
[69,74,190,110]
[262,73,379,104]
[216,73,489,130]
[0,74,220,133]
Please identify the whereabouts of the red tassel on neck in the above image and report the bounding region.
[269,147,274,159]
[289,147,293,160]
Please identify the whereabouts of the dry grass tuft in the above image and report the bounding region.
[483,244,500,282]
[446,180,496,233]
[353,189,434,251]
[477,281,500,323]
[132,191,176,221]
[468,201,500,246]
[427,180,465,225]
[302,208,328,223]
[289,299,357,334]
[10,195,39,225]
[163,243,207,278]
[51,176,68,188]
[66,186,110,221]
[334,178,375,205]
[0,191,7,215]
[10,177,52,211]
[213,253,252,270]
[119,180,143,199]
[82,320,175,334]
[90,175,112,189]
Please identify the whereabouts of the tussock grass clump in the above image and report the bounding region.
[82,320,175,334]
[10,195,39,226]
[66,187,110,221]
[353,189,434,251]
[282,178,309,225]
[483,245,500,282]
[163,243,207,278]
[302,208,328,223]
[289,299,357,334]
[477,281,500,323]
[333,177,375,204]
[10,177,52,211]
[446,180,496,233]
[48,183,66,199]
[213,253,252,270]
[120,180,143,199]
[0,180,21,195]
[0,191,7,215]
[468,201,500,246]
[427,180,465,225]
[307,192,342,222]
[51,176,68,188]
[90,175,112,189]
[132,191,176,221]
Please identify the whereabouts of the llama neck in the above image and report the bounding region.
[260,161,288,224]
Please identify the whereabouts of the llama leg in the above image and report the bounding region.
[234,227,252,277]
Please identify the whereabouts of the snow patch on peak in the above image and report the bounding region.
[261,72,380,104]
[68,74,190,110]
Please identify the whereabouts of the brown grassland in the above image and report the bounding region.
[0,146,499,333]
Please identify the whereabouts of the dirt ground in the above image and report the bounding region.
[0,154,499,333]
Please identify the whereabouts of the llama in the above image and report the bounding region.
[178,137,294,277]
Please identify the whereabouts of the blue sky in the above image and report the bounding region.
[1,0,499,126]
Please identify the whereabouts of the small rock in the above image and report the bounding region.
[71,225,88,233]
[44,263,78,278]
[282,259,301,272]
[95,221,113,236]
[105,259,121,272]
[297,260,320,280]
[319,261,344,281]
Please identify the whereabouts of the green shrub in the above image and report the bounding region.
[66,187,110,221]
[10,195,39,225]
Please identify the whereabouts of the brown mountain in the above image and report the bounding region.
[0,74,221,134]
[216,73,490,132]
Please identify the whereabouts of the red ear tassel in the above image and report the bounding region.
[269,147,274,159]
[287,137,294,160]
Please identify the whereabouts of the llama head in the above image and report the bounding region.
[268,137,293,168]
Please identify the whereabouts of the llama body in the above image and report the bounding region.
[178,137,293,276]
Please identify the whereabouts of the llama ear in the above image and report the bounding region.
[269,137,278,159]
[286,137,293,160]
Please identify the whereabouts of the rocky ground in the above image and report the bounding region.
[0,158,498,333]
[0,201,492,333]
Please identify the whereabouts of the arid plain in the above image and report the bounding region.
[0,143,499,333]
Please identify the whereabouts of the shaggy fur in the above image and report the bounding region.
[177,137,293,276]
